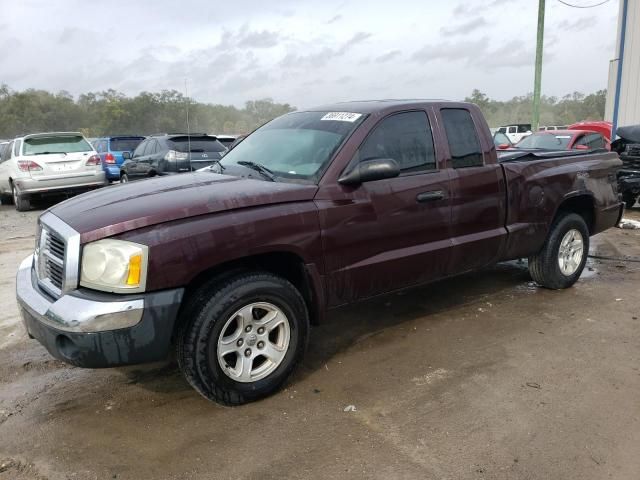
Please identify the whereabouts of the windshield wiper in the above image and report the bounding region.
[37,151,67,155]
[237,161,276,181]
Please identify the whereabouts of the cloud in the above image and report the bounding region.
[441,17,488,36]
[554,16,596,33]
[375,50,401,63]
[280,32,372,68]
[411,36,541,71]
[327,14,342,24]
[412,37,490,63]
[237,29,280,48]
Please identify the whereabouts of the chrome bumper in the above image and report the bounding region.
[16,255,143,333]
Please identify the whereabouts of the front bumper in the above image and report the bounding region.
[14,172,106,196]
[16,255,184,368]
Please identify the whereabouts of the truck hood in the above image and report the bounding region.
[49,173,318,242]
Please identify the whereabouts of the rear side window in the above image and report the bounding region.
[132,140,147,158]
[355,111,436,173]
[110,138,144,152]
[576,133,606,149]
[441,109,483,168]
[23,135,92,156]
[508,126,516,134]
[0,142,12,162]
[168,136,226,153]
[95,140,107,153]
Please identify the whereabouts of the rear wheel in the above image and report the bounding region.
[177,271,309,405]
[12,183,31,212]
[623,192,637,209]
[528,213,589,289]
[120,173,129,183]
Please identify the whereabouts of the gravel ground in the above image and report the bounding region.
[0,202,639,480]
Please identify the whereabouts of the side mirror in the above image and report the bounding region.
[122,151,132,160]
[338,158,400,185]
[574,145,589,151]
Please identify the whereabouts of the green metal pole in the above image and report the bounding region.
[532,0,545,131]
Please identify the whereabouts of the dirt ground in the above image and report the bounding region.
[0,203,639,480]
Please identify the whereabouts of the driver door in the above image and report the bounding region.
[317,110,452,306]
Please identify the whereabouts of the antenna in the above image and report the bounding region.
[185,78,192,170]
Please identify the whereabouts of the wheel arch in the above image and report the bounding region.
[552,193,595,234]
[179,250,324,329]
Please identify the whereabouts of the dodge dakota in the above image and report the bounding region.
[16,100,623,405]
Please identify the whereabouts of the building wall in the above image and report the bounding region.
[605,0,640,128]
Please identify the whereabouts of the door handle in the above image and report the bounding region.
[416,190,445,203]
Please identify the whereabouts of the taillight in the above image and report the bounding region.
[86,155,101,166]
[17,160,43,172]
[164,150,189,161]
[104,153,115,164]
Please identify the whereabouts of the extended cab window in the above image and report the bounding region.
[355,111,436,173]
[441,109,483,168]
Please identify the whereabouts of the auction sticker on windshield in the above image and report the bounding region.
[321,112,362,122]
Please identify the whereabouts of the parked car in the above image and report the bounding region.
[119,133,226,182]
[92,136,145,182]
[16,100,622,405]
[539,125,568,131]
[568,121,612,141]
[515,130,610,151]
[213,135,238,149]
[611,124,640,209]
[493,131,514,150]
[0,132,106,211]
[497,124,532,144]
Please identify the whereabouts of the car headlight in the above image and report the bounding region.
[80,239,149,293]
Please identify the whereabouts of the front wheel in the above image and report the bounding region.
[177,272,309,405]
[120,173,129,183]
[528,213,589,289]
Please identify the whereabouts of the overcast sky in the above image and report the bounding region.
[0,0,620,108]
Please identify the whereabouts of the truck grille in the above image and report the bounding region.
[33,212,80,298]
[44,231,66,290]
[36,226,67,296]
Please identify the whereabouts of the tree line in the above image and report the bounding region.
[0,84,607,139]
[465,89,607,128]
[0,85,294,139]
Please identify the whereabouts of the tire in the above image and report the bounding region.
[120,173,129,183]
[12,183,31,212]
[623,192,637,210]
[0,192,13,205]
[528,213,589,289]
[177,271,309,406]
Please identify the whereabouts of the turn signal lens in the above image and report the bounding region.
[127,254,142,285]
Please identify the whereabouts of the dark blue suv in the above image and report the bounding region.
[92,136,145,181]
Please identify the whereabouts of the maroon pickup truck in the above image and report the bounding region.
[16,100,623,405]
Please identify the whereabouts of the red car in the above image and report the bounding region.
[568,121,612,141]
[515,129,610,151]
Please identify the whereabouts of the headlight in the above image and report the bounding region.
[80,239,149,293]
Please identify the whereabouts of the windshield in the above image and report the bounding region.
[517,133,572,150]
[23,135,92,155]
[169,136,226,153]
[110,137,144,152]
[220,111,365,183]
